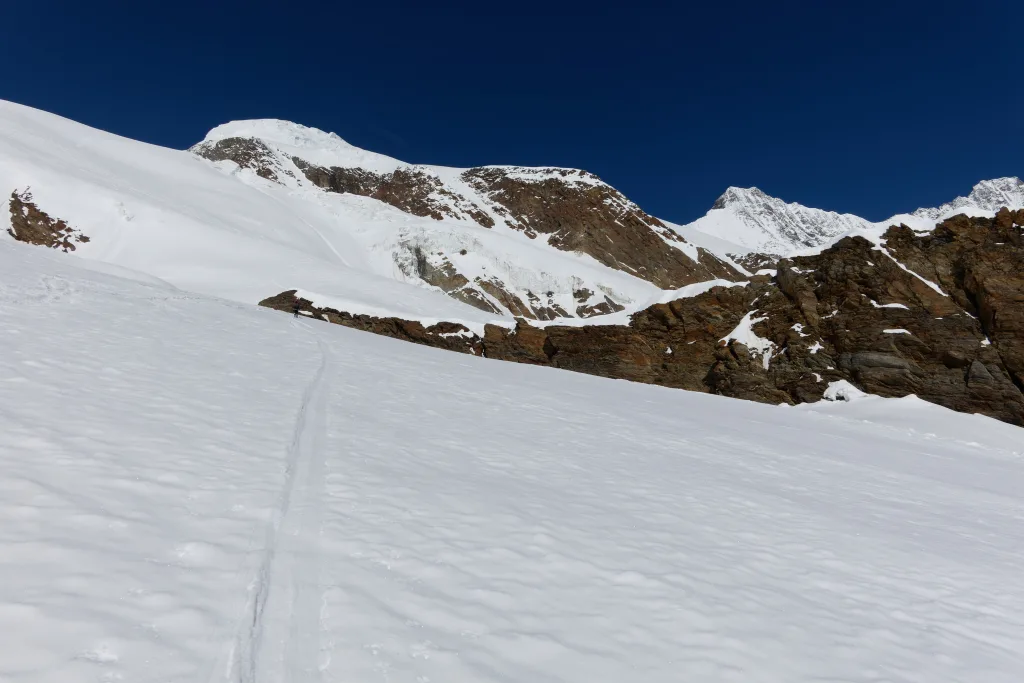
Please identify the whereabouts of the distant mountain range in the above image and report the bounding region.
[682,177,1024,255]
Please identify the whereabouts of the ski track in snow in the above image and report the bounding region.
[223,327,330,683]
[4,242,1024,683]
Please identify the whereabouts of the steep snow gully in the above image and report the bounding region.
[217,328,331,683]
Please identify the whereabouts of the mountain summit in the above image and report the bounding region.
[900,177,1024,226]
[683,177,1024,256]
[190,118,742,319]
[689,186,872,254]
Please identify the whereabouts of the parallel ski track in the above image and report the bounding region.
[220,327,330,683]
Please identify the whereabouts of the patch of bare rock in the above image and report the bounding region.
[7,189,90,252]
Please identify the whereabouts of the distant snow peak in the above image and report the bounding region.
[202,119,355,152]
[688,186,871,255]
[912,176,1024,222]
[711,186,772,210]
[685,176,1024,257]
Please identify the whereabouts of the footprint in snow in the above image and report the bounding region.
[78,643,119,664]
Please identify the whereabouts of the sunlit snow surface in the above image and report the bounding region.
[3,242,1024,683]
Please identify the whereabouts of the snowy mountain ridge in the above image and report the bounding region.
[896,176,1024,227]
[1,99,743,331]
[682,177,1024,256]
[199,118,609,185]
[685,186,874,254]
[190,116,742,316]
[3,98,1021,359]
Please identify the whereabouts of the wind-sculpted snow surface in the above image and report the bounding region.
[3,243,1024,682]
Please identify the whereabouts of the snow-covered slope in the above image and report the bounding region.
[5,238,1024,683]
[681,178,1024,256]
[0,100,680,325]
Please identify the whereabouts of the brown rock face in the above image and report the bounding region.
[293,159,741,288]
[261,212,1024,426]
[882,209,1024,398]
[461,167,742,287]
[292,158,497,226]
[259,291,487,356]
[7,190,90,252]
[730,252,777,272]
[191,137,291,182]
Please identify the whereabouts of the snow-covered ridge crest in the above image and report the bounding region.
[2,99,737,329]
[902,176,1024,225]
[203,119,359,151]
[688,185,872,255]
[200,118,606,186]
[198,118,407,174]
[682,177,1024,257]
[191,115,743,294]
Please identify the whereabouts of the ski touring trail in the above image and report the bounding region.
[216,327,331,683]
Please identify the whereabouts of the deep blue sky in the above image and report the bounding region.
[3,1,1021,222]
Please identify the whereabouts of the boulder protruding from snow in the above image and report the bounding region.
[6,189,90,253]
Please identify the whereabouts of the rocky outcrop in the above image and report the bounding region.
[259,291,487,356]
[290,158,743,289]
[394,246,503,315]
[882,208,1024,398]
[7,190,90,252]
[729,251,777,272]
[261,212,1024,426]
[461,167,741,287]
[191,137,292,182]
[291,158,497,226]
[391,244,582,320]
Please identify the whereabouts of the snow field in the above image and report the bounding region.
[3,243,1024,682]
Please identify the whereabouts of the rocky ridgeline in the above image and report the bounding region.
[194,136,742,299]
[456,167,740,288]
[262,209,1024,425]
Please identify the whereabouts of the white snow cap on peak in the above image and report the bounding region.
[711,186,773,209]
[201,119,356,150]
[967,176,1024,205]
[199,118,406,173]
[684,176,1024,257]
[688,185,872,254]
[911,176,1024,220]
